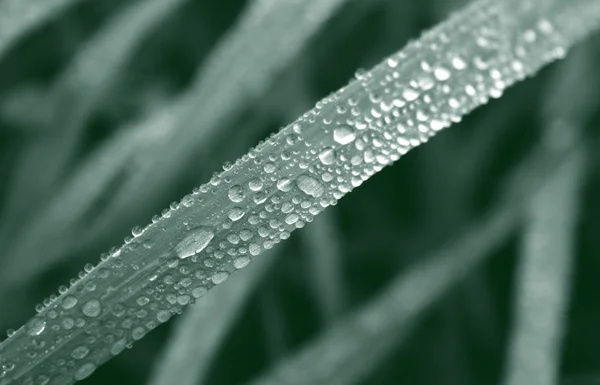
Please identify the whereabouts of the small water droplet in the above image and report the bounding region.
[212,271,229,284]
[175,227,215,259]
[62,296,78,309]
[433,67,451,81]
[333,126,356,145]
[296,175,324,198]
[82,299,102,318]
[228,185,245,203]
[276,178,293,192]
[26,318,46,336]
[71,346,90,360]
[318,147,336,165]
[228,207,245,221]
[74,363,96,381]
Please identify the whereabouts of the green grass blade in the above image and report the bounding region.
[0,1,599,384]
[0,0,354,289]
[503,140,584,385]
[0,0,186,249]
[0,0,84,59]
[147,250,276,385]
[502,46,596,385]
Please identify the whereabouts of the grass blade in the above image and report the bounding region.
[502,46,596,385]
[147,249,276,385]
[503,139,584,385]
[0,1,599,384]
[0,0,84,59]
[0,0,354,289]
[0,0,186,248]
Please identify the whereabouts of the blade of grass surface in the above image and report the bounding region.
[503,137,584,385]
[1,1,599,384]
[0,0,186,249]
[0,0,355,289]
[147,249,276,385]
[0,0,85,59]
[502,46,597,385]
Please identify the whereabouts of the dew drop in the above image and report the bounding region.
[333,126,356,145]
[175,227,215,259]
[228,185,245,203]
[26,318,46,336]
[318,147,336,165]
[82,299,102,318]
[211,271,229,284]
[276,178,293,192]
[74,363,96,381]
[233,256,250,269]
[61,296,78,310]
[433,67,451,81]
[71,346,90,360]
[228,207,245,221]
[110,339,127,356]
[248,179,264,191]
[296,175,324,198]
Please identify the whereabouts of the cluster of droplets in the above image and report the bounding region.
[0,3,569,384]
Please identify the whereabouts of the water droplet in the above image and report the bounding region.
[26,318,46,336]
[228,207,245,221]
[249,243,261,256]
[62,296,78,310]
[276,178,293,192]
[433,67,451,81]
[74,363,96,381]
[296,175,324,198]
[318,147,336,165]
[82,299,101,318]
[71,346,90,360]
[233,256,250,269]
[211,271,229,284]
[228,185,245,203]
[175,227,215,259]
[110,339,127,356]
[248,179,264,191]
[333,126,356,145]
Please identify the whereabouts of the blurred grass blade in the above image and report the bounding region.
[503,144,584,385]
[147,250,276,385]
[0,0,354,289]
[249,197,517,385]
[502,46,596,385]
[1,1,599,384]
[0,0,84,58]
[0,0,186,247]
[302,210,347,323]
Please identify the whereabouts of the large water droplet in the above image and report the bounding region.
[318,147,336,165]
[61,296,78,310]
[296,175,324,198]
[175,227,215,259]
[26,318,46,336]
[73,363,96,381]
[228,185,245,203]
[82,299,102,317]
[71,346,90,360]
[333,126,356,145]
